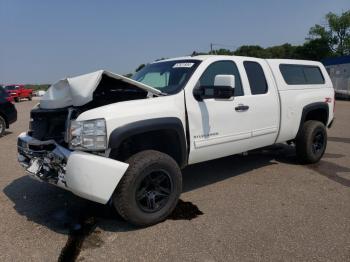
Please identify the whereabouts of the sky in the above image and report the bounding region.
[1,0,349,84]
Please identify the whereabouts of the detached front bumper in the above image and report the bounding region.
[17,132,129,204]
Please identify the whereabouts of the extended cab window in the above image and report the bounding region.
[199,61,243,96]
[243,61,268,95]
[279,64,325,85]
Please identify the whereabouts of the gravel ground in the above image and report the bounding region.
[0,99,349,262]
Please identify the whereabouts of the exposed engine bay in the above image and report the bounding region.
[19,70,156,188]
[30,72,157,146]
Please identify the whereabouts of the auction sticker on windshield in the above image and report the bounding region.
[173,63,194,68]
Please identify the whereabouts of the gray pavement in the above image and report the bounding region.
[0,100,349,261]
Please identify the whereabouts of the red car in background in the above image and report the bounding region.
[4,84,33,102]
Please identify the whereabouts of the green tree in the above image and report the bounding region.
[233,45,267,58]
[233,44,299,59]
[295,38,332,61]
[308,10,350,55]
[265,43,297,59]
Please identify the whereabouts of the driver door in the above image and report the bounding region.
[186,59,255,164]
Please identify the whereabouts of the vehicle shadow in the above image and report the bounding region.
[328,136,350,144]
[3,176,135,234]
[0,131,13,137]
[3,144,294,236]
[3,143,349,238]
[182,146,288,192]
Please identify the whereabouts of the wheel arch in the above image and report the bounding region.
[297,102,329,137]
[108,117,187,168]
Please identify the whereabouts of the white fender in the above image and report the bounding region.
[65,151,129,204]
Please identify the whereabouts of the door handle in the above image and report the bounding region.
[235,104,249,112]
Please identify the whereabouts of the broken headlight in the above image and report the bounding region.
[69,119,107,151]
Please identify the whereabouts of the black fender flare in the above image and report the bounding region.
[297,102,329,136]
[108,117,187,167]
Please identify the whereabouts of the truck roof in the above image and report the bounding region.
[156,55,321,65]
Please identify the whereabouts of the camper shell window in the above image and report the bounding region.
[279,64,325,85]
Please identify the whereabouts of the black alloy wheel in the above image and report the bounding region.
[113,150,182,226]
[296,120,327,164]
[311,130,325,154]
[136,170,173,213]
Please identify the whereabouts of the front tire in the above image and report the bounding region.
[296,120,327,164]
[113,150,182,226]
[14,97,19,103]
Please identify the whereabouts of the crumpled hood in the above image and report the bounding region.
[40,70,162,109]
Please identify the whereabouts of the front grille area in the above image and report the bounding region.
[29,107,69,145]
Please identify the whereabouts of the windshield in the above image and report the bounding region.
[5,85,18,90]
[132,60,201,94]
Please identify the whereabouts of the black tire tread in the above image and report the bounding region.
[296,120,327,164]
[113,150,182,226]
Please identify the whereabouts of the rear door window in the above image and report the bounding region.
[243,61,268,95]
[279,64,325,85]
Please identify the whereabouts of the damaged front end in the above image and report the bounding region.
[17,132,129,204]
[18,133,70,187]
[16,70,159,204]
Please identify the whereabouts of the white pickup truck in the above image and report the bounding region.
[18,55,335,226]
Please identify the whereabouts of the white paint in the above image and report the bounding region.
[76,92,187,143]
[214,75,235,87]
[184,56,280,164]
[40,70,162,109]
[65,151,129,204]
[21,55,335,205]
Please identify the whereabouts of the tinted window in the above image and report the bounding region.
[304,67,325,84]
[199,61,243,96]
[280,64,325,85]
[244,61,268,95]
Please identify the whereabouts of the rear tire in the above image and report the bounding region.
[0,116,5,136]
[296,120,327,164]
[28,94,32,101]
[14,97,19,103]
[113,150,182,226]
